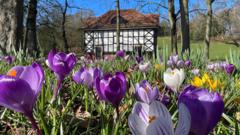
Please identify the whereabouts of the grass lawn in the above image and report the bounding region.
[157,37,240,60]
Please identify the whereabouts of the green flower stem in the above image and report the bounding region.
[27,114,42,135]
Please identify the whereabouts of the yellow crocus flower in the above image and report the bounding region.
[191,73,222,91]
[202,73,210,83]
[208,79,218,91]
[191,76,203,87]
[154,63,161,70]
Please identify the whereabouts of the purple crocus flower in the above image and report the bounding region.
[46,49,77,81]
[207,63,215,71]
[135,80,159,104]
[128,101,191,135]
[167,60,174,68]
[177,60,184,67]
[170,55,179,64]
[0,62,44,135]
[158,93,171,105]
[224,64,235,75]
[178,85,224,135]
[136,56,144,64]
[1,56,15,64]
[116,50,125,58]
[95,72,127,108]
[138,62,151,72]
[46,49,77,102]
[72,67,101,88]
[191,69,200,75]
[184,60,192,67]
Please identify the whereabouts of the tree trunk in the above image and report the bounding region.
[0,0,23,55]
[24,0,38,57]
[168,0,178,55]
[116,0,121,51]
[62,0,69,53]
[204,0,214,60]
[179,0,190,55]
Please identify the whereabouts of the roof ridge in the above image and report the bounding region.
[82,9,159,29]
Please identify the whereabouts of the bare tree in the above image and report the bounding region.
[204,0,215,60]
[137,0,179,54]
[0,0,23,55]
[179,0,190,55]
[116,0,121,51]
[48,0,70,53]
[48,0,83,53]
[24,0,38,57]
[62,0,69,53]
[168,0,178,54]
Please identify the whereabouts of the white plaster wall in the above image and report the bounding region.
[85,29,154,52]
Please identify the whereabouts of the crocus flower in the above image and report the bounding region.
[224,64,235,75]
[135,80,159,104]
[191,69,200,75]
[116,50,125,58]
[167,55,181,68]
[163,68,185,92]
[158,93,171,105]
[207,62,229,72]
[0,62,44,135]
[95,72,127,108]
[136,56,144,64]
[191,73,222,91]
[72,67,101,88]
[170,55,179,64]
[139,62,151,72]
[184,60,192,67]
[167,55,190,69]
[176,60,184,67]
[46,49,77,102]
[154,63,161,70]
[128,101,191,135]
[179,85,224,135]
[1,56,15,64]
[207,63,216,71]
[46,49,77,81]
[167,60,174,67]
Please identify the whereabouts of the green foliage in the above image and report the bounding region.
[158,36,240,60]
[0,46,240,134]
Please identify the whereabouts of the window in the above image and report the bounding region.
[111,16,127,24]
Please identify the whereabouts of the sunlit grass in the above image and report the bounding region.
[158,36,240,60]
[0,47,239,134]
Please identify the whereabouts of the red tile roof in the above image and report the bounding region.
[82,9,159,30]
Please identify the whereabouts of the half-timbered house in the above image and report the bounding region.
[82,9,159,57]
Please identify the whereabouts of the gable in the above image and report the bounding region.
[82,9,159,30]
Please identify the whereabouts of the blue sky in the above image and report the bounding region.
[67,0,146,16]
[65,0,232,16]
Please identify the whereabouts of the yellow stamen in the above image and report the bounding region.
[148,116,156,123]
[7,70,17,77]
[144,84,152,92]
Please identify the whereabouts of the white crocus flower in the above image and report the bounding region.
[163,68,185,92]
[139,62,151,72]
